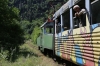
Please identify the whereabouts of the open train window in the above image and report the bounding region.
[56,17,61,34]
[42,22,54,34]
[91,0,100,24]
[63,9,70,31]
[73,0,86,28]
[45,27,53,34]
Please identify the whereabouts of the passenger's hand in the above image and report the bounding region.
[75,12,79,17]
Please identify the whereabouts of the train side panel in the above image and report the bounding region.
[37,36,41,47]
[43,34,53,50]
[55,24,100,66]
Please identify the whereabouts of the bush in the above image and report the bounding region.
[31,26,41,44]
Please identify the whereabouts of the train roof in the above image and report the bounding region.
[53,0,81,19]
[41,22,54,28]
[41,22,47,28]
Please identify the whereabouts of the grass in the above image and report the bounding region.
[0,40,60,66]
[0,40,41,66]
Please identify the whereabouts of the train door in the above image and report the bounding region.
[40,22,48,51]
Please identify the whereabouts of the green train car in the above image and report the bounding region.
[37,21,55,54]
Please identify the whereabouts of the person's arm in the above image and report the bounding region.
[78,9,86,16]
[75,12,79,17]
[75,9,86,17]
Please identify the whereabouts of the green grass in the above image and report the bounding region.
[0,40,60,66]
[0,40,42,66]
[0,56,41,66]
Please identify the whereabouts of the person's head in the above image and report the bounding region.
[73,5,80,12]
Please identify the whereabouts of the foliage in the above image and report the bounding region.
[20,20,33,40]
[10,0,68,21]
[31,26,41,44]
[9,0,68,43]
[0,40,41,66]
[0,40,60,66]
[0,0,24,61]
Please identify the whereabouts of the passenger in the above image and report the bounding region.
[73,5,86,27]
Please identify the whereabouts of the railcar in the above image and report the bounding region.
[37,21,55,55]
[37,0,100,66]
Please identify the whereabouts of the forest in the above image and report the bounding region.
[0,0,68,62]
[9,0,68,43]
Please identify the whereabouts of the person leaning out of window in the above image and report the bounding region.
[73,5,86,27]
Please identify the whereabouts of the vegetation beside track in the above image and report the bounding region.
[0,40,62,66]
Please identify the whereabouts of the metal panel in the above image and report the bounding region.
[37,36,41,46]
[40,22,47,28]
[73,0,81,4]
[54,0,70,19]
[53,14,55,20]
[55,9,60,18]
[43,34,53,50]
[62,1,70,13]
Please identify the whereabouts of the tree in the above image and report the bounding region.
[0,0,24,55]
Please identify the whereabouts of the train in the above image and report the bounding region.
[37,0,100,66]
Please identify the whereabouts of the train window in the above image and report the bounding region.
[43,22,54,34]
[91,0,100,24]
[44,27,53,34]
[56,17,61,34]
[63,9,70,31]
[73,0,86,28]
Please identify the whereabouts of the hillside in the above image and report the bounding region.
[10,0,68,21]
[9,0,68,43]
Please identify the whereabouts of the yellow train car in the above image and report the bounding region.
[53,0,100,66]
